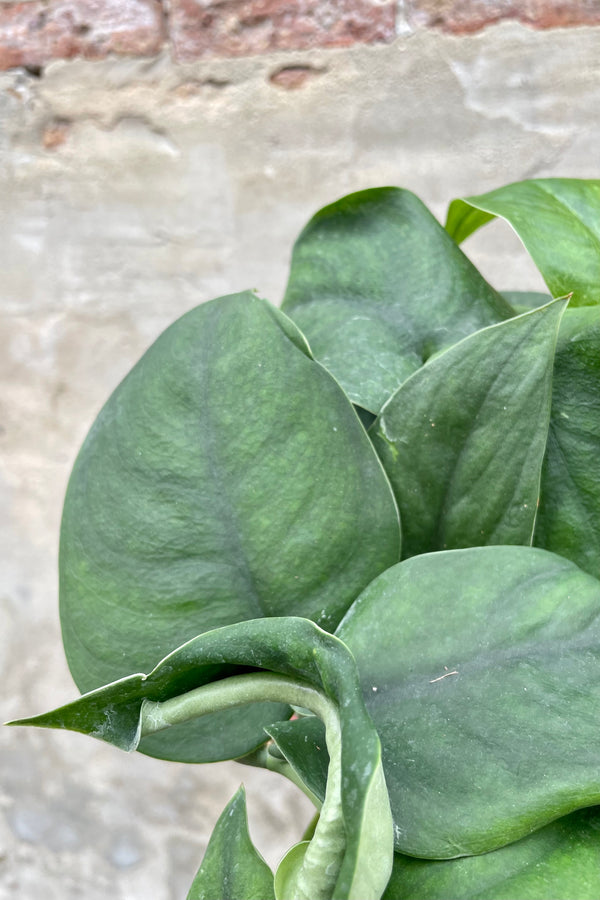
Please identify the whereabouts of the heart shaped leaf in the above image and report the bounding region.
[59,290,400,746]
[336,546,600,858]
[282,188,511,413]
[371,299,566,558]
[384,808,600,900]
[446,179,600,306]
[187,786,274,900]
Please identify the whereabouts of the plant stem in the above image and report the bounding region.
[140,671,345,900]
[140,672,331,736]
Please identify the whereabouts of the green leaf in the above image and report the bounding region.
[59,290,400,759]
[266,717,329,806]
[187,786,274,900]
[268,716,392,900]
[274,842,311,900]
[444,202,495,244]
[501,291,552,314]
[534,307,600,579]
[281,188,512,413]
[446,179,600,306]
[302,812,320,842]
[383,807,600,900]
[371,299,566,559]
[12,617,394,900]
[336,546,600,858]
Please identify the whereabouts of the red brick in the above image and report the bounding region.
[0,0,165,71]
[170,0,396,61]
[406,0,600,33]
[42,116,71,149]
[269,63,325,88]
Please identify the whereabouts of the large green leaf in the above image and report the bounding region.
[534,307,600,579]
[371,299,566,558]
[187,786,274,900]
[384,807,600,900]
[59,291,400,716]
[336,546,600,858]
[281,188,512,413]
[12,617,394,900]
[446,179,600,306]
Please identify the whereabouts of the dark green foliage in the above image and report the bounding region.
[11,178,600,900]
[186,787,275,900]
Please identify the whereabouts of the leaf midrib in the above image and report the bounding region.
[202,316,264,621]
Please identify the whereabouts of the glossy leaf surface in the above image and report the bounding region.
[282,188,511,412]
[59,291,400,709]
[13,617,393,900]
[372,300,566,558]
[446,179,600,306]
[384,808,600,900]
[187,786,274,900]
[337,546,600,858]
[534,307,600,579]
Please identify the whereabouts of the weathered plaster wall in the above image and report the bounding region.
[2,0,600,73]
[1,12,600,898]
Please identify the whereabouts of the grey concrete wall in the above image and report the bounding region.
[2,21,599,897]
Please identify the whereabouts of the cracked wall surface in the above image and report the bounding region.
[1,19,600,899]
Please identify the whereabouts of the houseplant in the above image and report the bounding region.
[9,177,600,899]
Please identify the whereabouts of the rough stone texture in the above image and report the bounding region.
[169,0,397,60]
[1,21,600,898]
[406,0,600,32]
[0,0,165,71]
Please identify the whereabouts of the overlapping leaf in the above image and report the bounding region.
[384,808,600,900]
[336,546,600,858]
[266,717,329,805]
[187,787,274,900]
[371,299,566,558]
[534,307,600,579]
[16,178,600,900]
[11,617,393,900]
[501,291,552,313]
[446,178,600,306]
[59,290,400,761]
[282,188,511,413]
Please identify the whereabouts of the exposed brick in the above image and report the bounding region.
[42,116,71,149]
[170,0,396,61]
[0,0,165,72]
[407,0,600,33]
[269,63,325,88]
